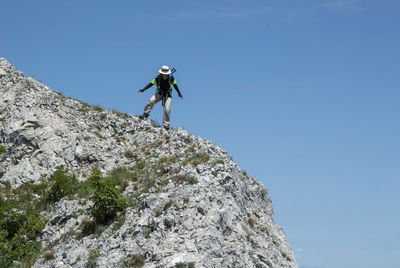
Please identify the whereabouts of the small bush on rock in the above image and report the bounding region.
[125,254,146,268]
[88,170,128,224]
[124,150,135,159]
[43,250,56,261]
[79,218,97,238]
[46,166,80,203]
[0,145,6,154]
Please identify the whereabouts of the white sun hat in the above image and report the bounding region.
[159,65,172,75]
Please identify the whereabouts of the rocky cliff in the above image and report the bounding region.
[0,58,297,268]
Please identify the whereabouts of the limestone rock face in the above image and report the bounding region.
[0,58,298,268]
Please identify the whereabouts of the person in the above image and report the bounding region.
[137,65,183,130]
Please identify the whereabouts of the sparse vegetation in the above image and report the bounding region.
[0,129,238,267]
[79,218,97,238]
[187,177,199,185]
[93,105,104,112]
[115,136,125,143]
[183,197,190,204]
[56,92,67,101]
[86,249,100,268]
[163,200,175,211]
[183,135,193,144]
[281,252,293,262]
[80,107,90,113]
[248,218,255,228]
[124,150,135,159]
[155,209,162,217]
[182,152,210,167]
[151,140,163,149]
[169,175,198,185]
[109,166,137,191]
[212,159,224,166]
[124,254,146,268]
[0,161,141,266]
[112,214,126,231]
[94,131,104,139]
[43,250,56,261]
[175,262,196,268]
[112,110,130,119]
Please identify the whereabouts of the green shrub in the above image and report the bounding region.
[0,145,6,154]
[0,196,45,266]
[88,170,128,224]
[46,166,80,203]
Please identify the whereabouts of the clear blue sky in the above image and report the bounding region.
[1,1,399,267]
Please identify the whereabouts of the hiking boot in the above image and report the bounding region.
[139,114,148,119]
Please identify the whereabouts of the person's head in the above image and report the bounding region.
[159,65,171,79]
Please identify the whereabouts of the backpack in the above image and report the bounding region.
[155,74,174,97]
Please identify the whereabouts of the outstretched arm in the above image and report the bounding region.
[137,83,153,93]
[173,84,183,99]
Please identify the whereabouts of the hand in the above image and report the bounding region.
[137,89,144,93]
[179,94,183,99]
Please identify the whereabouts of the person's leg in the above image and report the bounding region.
[163,97,172,129]
[141,94,162,118]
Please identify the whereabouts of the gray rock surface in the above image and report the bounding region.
[0,58,298,268]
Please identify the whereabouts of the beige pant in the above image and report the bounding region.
[143,93,172,128]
